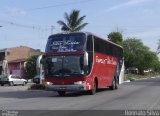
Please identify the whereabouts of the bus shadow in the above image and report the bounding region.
[51,88,111,97]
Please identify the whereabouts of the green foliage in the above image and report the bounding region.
[29,84,45,90]
[108,32,123,45]
[25,55,39,79]
[123,38,160,74]
[157,39,160,54]
[57,9,88,32]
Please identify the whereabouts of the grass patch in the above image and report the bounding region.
[28,84,45,90]
[125,72,160,81]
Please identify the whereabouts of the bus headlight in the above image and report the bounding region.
[74,81,85,85]
[45,81,53,85]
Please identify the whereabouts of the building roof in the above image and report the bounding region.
[6,46,42,63]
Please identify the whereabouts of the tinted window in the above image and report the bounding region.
[94,36,123,58]
[45,33,86,53]
[16,76,20,79]
[11,76,15,79]
[94,37,106,54]
[0,75,7,79]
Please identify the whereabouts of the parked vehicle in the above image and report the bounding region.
[33,75,40,84]
[0,74,27,86]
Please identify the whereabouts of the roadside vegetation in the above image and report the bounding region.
[24,55,40,79]
[108,31,160,80]
[57,9,88,32]
[28,84,45,90]
[125,72,160,81]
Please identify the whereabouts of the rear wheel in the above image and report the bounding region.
[89,80,97,95]
[1,84,4,86]
[58,91,66,96]
[109,77,118,90]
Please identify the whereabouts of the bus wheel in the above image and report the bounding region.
[115,77,118,90]
[89,80,97,95]
[58,91,66,96]
[109,77,117,90]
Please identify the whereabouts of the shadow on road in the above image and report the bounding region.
[124,77,160,86]
[0,88,112,99]
[50,88,111,97]
[0,90,55,99]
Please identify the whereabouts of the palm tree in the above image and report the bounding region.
[57,9,88,32]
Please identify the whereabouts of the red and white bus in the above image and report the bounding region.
[44,32,124,96]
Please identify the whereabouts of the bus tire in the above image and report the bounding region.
[109,77,118,90]
[89,80,97,95]
[115,77,118,90]
[58,91,66,96]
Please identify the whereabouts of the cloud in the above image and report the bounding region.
[105,0,155,13]
[6,7,27,16]
[128,28,160,38]
[124,28,160,51]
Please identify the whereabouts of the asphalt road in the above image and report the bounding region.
[0,77,160,115]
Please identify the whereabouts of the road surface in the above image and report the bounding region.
[0,77,160,115]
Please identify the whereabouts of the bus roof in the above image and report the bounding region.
[48,32,123,49]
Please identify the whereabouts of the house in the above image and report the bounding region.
[0,46,42,78]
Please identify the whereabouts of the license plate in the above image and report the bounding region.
[59,87,66,90]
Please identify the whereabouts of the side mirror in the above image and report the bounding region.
[40,55,45,65]
[40,58,45,65]
[84,52,88,66]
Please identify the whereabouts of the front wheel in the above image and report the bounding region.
[9,81,14,86]
[1,84,4,86]
[58,91,66,96]
[88,80,97,95]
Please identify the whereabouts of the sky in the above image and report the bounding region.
[0,0,160,52]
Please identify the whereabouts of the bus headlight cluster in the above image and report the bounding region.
[45,81,54,85]
[74,81,85,85]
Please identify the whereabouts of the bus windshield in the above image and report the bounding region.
[45,33,86,53]
[45,55,84,77]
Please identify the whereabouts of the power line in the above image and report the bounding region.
[0,20,52,31]
[27,0,96,11]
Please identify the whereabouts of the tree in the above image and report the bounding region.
[151,52,160,72]
[123,38,159,75]
[108,32,123,45]
[57,9,88,32]
[25,55,39,79]
[157,39,160,54]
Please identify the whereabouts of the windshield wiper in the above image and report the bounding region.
[53,75,62,77]
[63,74,71,77]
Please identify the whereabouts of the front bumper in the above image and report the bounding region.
[45,84,87,92]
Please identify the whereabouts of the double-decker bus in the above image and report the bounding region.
[44,32,124,96]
